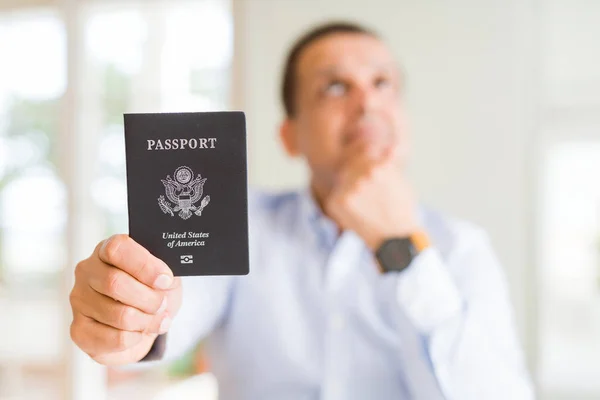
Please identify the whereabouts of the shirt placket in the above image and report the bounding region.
[320,231,364,400]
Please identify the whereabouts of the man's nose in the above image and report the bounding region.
[352,85,379,115]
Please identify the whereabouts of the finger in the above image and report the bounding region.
[97,234,174,290]
[70,312,145,357]
[71,284,166,332]
[88,262,166,315]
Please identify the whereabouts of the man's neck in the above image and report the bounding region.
[308,179,328,215]
[309,178,344,235]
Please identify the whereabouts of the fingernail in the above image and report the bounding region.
[159,317,171,334]
[157,297,168,314]
[153,274,173,290]
[100,236,112,255]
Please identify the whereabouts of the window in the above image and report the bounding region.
[0,9,66,293]
[0,1,232,399]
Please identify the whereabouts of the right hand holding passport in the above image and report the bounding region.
[69,234,182,366]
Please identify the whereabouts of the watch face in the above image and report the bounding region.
[377,238,415,273]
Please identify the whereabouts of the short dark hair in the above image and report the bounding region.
[281,21,379,118]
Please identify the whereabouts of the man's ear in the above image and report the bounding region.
[279,119,301,158]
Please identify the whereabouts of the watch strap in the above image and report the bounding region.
[410,230,430,253]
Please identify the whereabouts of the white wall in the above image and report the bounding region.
[233,0,538,368]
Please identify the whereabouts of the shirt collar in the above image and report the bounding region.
[298,186,339,249]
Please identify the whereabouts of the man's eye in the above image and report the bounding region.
[374,76,391,89]
[324,81,347,96]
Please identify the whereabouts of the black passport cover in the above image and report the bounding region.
[124,112,249,276]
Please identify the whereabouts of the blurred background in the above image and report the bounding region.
[0,0,599,399]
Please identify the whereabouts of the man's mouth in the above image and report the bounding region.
[344,122,387,146]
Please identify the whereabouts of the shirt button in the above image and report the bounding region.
[330,314,345,331]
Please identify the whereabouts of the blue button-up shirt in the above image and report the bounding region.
[149,189,534,400]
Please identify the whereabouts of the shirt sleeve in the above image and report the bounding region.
[392,227,535,400]
[136,275,236,367]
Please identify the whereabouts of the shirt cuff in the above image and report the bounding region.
[396,247,465,333]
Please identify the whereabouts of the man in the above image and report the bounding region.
[70,22,535,399]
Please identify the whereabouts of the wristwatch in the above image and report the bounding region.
[375,231,430,273]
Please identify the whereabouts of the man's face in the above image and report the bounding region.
[281,32,408,189]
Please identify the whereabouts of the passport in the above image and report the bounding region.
[124,111,249,276]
